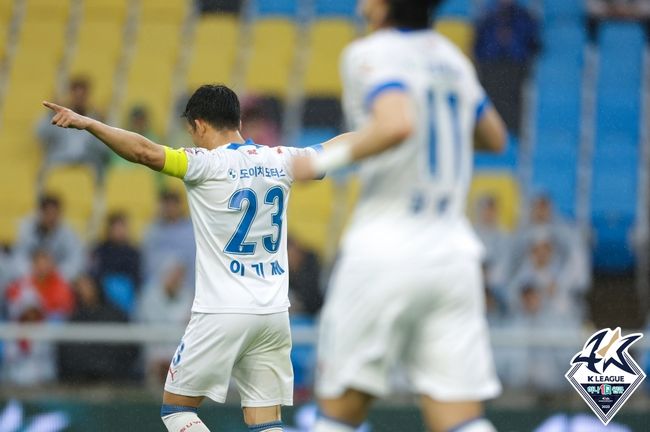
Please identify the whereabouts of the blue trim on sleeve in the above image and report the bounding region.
[249,420,283,431]
[311,143,324,153]
[475,96,491,122]
[160,404,197,418]
[365,81,407,110]
[227,139,262,150]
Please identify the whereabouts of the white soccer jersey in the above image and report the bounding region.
[340,29,489,262]
[179,141,316,314]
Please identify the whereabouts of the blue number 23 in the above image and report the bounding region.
[225,187,284,255]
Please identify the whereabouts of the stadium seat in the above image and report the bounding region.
[589,22,645,272]
[313,0,356,17]
[436,0,472,19]
[105,167,157,243]
[0,161,38,245]
[198,0,243,15]
[287,178,334,256]
[304,19,356,96]
[542,0,583,23]
[43,166,96,237]
[140,0,188,24]
[295,127,338,149]
[467,172,520,230]
[302,96,342,129]
[252,0,298,17]
[186,15,240,89]
[24,0,71,21]
[435,19,474,57]
[0,0,13,60]
[82,0,129,22]
[245,19,297,96]
[70,20,125,108]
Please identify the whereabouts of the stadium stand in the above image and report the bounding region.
[186,14,240,90]
[313,0,356,17]
[69,0,128,109]
[43,166,96,236]
[244,17,297,97]
[120,0,186,136]
[590,22,645,272]
[530,21,586,218]
[251,0,298,18]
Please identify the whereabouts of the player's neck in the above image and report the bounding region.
[204,130,245,150]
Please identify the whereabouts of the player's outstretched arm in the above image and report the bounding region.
[474,105,507,153]
[292,91,413,180]
[42,101,165,171]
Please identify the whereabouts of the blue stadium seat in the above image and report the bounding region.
[436,0,472,19]
[295,127,338,148]
[543,0,583,22]
[314,0,356,17]
[473,134,518,170]
[543,22,585,57]
[592,214,635,272]
[252,0,297,17]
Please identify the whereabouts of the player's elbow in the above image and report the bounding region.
[384,117,414,147]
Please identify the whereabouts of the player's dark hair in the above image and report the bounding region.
[183,84,241,131]
[386,0,442,30]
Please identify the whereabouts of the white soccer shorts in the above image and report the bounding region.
[316,254,501,401]
[165,311,293,407]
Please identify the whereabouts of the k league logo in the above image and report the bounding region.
[565,328,646,425]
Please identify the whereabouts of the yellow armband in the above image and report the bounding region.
[161,147,188,179]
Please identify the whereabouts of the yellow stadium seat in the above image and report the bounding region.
[435,19,475,58]
[467,171,520,231]
[83,0,128,22]
[105,167,157,242]
[304,19,356,96]
[24,0,70,21]
[287,178,335,257]
[186,15,239,88]
[245,19,297,96]
[0,1,13,60]
[43,165,96,236]
[141,0,187,24]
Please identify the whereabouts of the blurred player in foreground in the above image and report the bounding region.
[43,84,331,432]
[293,0,507,431]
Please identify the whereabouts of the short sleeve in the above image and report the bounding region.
[280,145,321,181]
[342,42,410,113]
[183,147,226,183]
[466,67,491,124]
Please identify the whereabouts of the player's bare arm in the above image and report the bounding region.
[292,91,413,180]
[474,105,507,153]
[43,100,166,171]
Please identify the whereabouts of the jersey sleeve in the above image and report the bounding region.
[341,42,411,115]
[160,146,225,184]
[280,145,322,181]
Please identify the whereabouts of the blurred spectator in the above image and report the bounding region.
[36,77,110,184]
[0,248,11,298]
[510,193,590,315]
[1,288,56,386]
[90,212,142,317]
[473,194,510,292]
[5,249,75,320]
[507,229,577,321]
[197,0,242,14]
[587,0,650,41]
[58,275,139,382]
[142,190,195,288]
[241,97,281,147]
[111,106,160,166]
[137,258,192,384]
[474,0,540,135]
[287,238,323,316]
[12,194,84,282]
[498,283,575,392]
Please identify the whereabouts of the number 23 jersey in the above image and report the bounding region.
[174,141,316,314]
[340,29,489,263]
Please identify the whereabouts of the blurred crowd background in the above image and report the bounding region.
[0,0,649,425]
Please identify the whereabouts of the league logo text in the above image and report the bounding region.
[565,328,645,425]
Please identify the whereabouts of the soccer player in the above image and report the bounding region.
[43,84,330,432]
[292,1,507,432]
